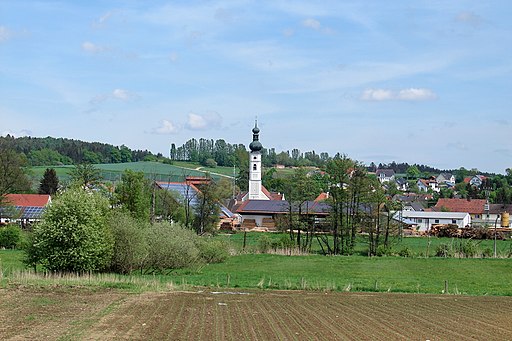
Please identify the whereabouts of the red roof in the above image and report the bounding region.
[433,198,486,214]
[315,192,329,202]
[5,194,51,207]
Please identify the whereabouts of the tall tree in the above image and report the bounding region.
[70,163,102,189]
[0,145,31,205]
[39,168,59,195]
[193,178,220,235]
[114,170,151,221]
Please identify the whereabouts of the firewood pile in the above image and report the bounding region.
[429,224,506,240]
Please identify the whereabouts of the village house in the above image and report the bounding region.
[0,194,51,227]
[375,169,395,183]
[416,177,440,193]
[394,211,471,231]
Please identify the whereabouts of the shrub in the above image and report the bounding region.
[196,239,230,263]
[482,247,493,258]
[435,243,452,257]
[257,234,272,253]
[27,188,113,272]
[144,222,201,271]
[458,239,479,258]
[271,235,296,250]
[0,224,21,249]
[376,245,393,257]
[109,212,148,274]
[204,158,217,168]
[398,246,413,258]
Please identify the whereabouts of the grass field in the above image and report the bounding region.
[1,288,511,340]
[2,240,512,296]
[27,161,234,187]
[218,232,512,257]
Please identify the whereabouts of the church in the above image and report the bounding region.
[229,121,329,231]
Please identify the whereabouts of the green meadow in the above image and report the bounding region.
[2,234,512,296]
[27,161,235,185]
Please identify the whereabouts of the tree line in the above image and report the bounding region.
[0,135,162,166]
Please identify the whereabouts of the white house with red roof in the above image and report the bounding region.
[0,194,51,225]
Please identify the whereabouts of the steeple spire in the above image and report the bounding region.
[249,119,262,151]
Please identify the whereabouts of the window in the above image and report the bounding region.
[452,219,457,224]
[435,219,440,224]
[253,164,257,171]
[253,156,257,160]
[418,219,423,223]
[475,214,480,218]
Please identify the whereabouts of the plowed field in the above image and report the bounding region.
[1,287,511,340]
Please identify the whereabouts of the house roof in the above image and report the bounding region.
[156,181,234,218]
[315,192,329,201]
[5,194,51,207]
[433,198,486,214]
[235,200,331,215]
[489,204,512,214]
[396,211,470,220]
[376,169,395,177]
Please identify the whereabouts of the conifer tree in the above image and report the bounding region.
[39,168,59,195]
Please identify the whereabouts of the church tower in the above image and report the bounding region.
[248,120,267,200]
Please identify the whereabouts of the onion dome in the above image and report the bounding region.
[249,120,263,152]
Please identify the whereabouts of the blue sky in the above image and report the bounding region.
[1,1,511,173]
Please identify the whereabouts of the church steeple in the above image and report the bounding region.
[248,119,267,200]
[249,120,262,152]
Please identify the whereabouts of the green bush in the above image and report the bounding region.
[398,246,413,258]
[271,235,296,250]
[27,188,113,272]
[109,212,148,274]
[257,234,272,253]
[435,243,452,257]
[482,247,493,258]
[0,224,21,249]
[196,239,230,263]
[376,245,393,257]
[458,240,479,258]
[144,222,201,271]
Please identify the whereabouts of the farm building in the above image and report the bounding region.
[394,211,471,232]
[156,180,235,228]
[0,194,51,227]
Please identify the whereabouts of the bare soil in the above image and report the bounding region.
[1,286,511,340]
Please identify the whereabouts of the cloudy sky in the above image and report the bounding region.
[1,1,511,173]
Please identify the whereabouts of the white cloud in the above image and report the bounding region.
[112,89,132,100]
[361,88,437,101]
[185,112,222,130]
[82,41,106,53]
[302,18,334,34]
[0,26,12,42]
[152,119,180,134]
[361,89,394,101]
[397,88,437,101]
[303,18,321,30]
[92,11,114,28]
[455,11,483,27]
[90,89,139,104]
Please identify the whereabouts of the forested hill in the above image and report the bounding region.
[0,135,160,166]
[1,134,473,176]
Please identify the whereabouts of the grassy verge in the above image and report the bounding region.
[2,248,512,296]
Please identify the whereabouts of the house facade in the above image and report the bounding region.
[394,211,471,231]
[0,194,51,226]
[376,169,395,183]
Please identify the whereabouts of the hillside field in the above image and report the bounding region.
[28,161,235,186]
